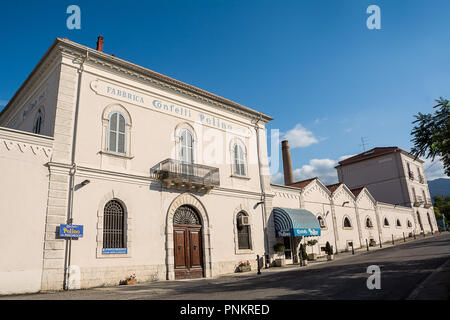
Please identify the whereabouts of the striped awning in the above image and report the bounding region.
[273,207,321,238]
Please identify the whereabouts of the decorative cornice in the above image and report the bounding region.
[57,38,273,123]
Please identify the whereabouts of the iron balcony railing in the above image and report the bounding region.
[413,195,424,207]
[155,158,220,189]
[424,198,433,208]
[408,171,415,180]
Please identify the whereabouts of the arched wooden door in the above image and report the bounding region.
[173,205,204,280]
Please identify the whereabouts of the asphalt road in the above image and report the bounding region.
[3,233,450,300]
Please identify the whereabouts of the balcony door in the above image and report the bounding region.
[173,205,204,280]
[179,129,194,176]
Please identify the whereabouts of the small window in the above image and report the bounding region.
[103,200,126,249]
[318,216,326,228]
[366,218,373,228]
[384,218,390,226]
[237,211,251,250]
[343,217,352,228]
[396,219,402,227]
[33,110,43,134]
[108,112,126,154]
[233,144,247,177]
[407,220,412,228]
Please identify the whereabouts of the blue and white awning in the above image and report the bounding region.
[273,207,321,238]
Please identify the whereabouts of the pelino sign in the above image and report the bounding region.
[59,224,84,238]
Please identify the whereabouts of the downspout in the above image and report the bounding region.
[253,114,269,261]
[63,51,88,290]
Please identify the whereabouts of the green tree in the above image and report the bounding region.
[411,98,450,176]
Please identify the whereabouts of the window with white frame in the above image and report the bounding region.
[384,218,390,226]
[108,111,126,155]
[318,216,326,228]
[233,143,247,177]
[366,217,373,228]
[343,217,352,229]
[236,211,251,250]
[103,200,126,250]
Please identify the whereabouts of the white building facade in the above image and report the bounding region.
[0,38,438,295]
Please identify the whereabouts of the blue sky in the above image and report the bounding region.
[0,0,449,183]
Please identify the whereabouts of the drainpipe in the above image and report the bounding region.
[63,51,88,290]
[253,114,270,262]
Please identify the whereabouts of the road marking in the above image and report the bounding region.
[406,258,450,300]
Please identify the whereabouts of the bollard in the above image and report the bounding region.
[414,230,416,239]
[423,231,426,238]
[351,243,355,255]
[392,234,394,245]
[366,239,369,251]
[257,255,261,275]
[379,234,382,248]
[264,254,269,269]
[403,232,406,242]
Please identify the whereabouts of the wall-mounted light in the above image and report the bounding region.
[342,201,349,207]
[253,201,264,209]
[81,179,90,186]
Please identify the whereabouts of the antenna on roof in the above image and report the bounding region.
[359,137,369,151]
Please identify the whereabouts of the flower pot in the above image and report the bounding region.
[237,265,251,272]
[307,253,318,261]
[274,258,286,267]
[327,254,334,261]
[125,278,136,285]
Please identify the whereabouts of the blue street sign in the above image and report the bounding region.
[59,224,83,238]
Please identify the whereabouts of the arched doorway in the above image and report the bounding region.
[173,205,204,279]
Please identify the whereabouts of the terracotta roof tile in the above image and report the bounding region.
[288,177,317,189]
[350,187,364,197]
[326,183,343,193]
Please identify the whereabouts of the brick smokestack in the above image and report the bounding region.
[96,36,104,52]
[282,140,294,186]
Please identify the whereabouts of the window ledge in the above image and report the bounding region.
[235,249,253,255]
[99,150,134,160]
[230,174,250,180]
[343,227,353,230]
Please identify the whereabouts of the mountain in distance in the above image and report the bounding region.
[428,178,450,199]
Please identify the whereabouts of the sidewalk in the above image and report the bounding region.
[229,232,446,277]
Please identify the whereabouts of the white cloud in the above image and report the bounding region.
[423,157,447,181]
[271,157,341,186]
[282,123,318,148]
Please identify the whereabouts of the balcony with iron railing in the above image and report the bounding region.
[153,159,220,193]
[424,198,433,208]
[408,171,415,180]
[418,174,425,184]
[413,195,424,207]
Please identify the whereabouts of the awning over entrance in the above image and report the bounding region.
[273,207,321,238]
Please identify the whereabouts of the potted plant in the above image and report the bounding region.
[306,239,318,261]
[125,273,136,285]
[325,241,334,261]
[273,243,286,267]
[299,244,308,266]
[237,260,251,272]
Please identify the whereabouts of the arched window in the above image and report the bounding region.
[236,212,251,250]
[233,144,247,177]
[318,216,326,228]
[343,217,352,228]
[396,219,402,227]
[33,110,43,134]
[108,112,126,154]
[103,200,126,249]
[366,217,373,228]
[384,218,390,226]
[179,128,194,163]
[427,212,434,232]
[407,220,412,228]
